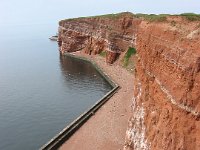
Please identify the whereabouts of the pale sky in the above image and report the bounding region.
[0,0,200,26]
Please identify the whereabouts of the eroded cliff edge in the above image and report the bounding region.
[58,13,200,150]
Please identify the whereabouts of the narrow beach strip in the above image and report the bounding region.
[40,52,122,150]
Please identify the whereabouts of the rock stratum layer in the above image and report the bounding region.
[58,12,138,63]
[58,13,200,150]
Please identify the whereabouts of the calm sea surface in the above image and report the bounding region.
[0,24,112,150]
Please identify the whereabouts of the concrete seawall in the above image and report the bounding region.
[40,53,120,150]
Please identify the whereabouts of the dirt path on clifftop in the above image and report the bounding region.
[59,52,134,150]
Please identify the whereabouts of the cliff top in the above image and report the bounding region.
[59,12,200,24]
[60,12,133,22]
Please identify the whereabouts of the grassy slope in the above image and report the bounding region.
[123,47,136,66]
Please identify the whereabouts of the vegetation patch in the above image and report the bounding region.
[134,14,168,22]
[99,51,106,57]
[91,13,122,19]
[123,47,136,67]
[94,12,133,18]
[180,13,200,21]
[62,12,133,22]
[60,12,200,24]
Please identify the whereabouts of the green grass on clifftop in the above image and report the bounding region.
[60,12,200,25]
[91,12,133,19]
[180,13,200,21]
[61,12,133,22]
[134,14,169,22]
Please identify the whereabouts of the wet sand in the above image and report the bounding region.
[59,52,134,150]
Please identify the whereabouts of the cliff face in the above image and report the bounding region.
[58,13,200,150]
[58,13,139,63]
[124,18,200,150]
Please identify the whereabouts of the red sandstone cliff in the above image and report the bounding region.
[124,17,200,150]
[58,13,200,150]
[58,12,139,63]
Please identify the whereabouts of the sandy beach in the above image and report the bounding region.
[59,51,134,150]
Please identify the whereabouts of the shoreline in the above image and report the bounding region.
[59,51,134,150]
